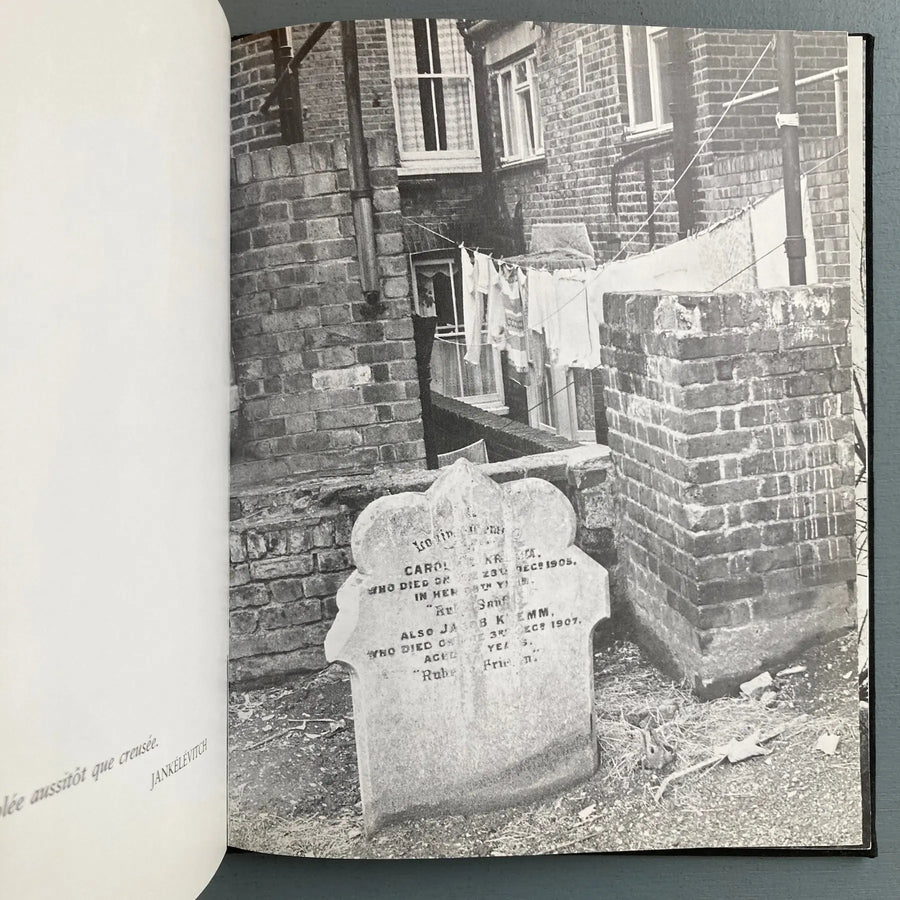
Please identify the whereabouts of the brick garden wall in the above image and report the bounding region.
[432,393,579,461]
[230,135,425,485]
[600,284,855,695]
[229,446,615,685]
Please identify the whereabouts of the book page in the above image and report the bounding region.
[226,16,870,859]
[0,0,230,895]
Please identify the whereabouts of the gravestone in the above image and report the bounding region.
[324,459,610,834]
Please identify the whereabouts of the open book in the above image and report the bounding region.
[1,1,871,896]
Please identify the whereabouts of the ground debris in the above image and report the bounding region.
[653,714,809,802]
[715,732,771,763]
[740,671,774,699]
[815,733,840,755]
[777,665,808,677]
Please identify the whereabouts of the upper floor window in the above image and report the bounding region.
[496,53,544,164]
[623,25,672,135]
[385,19,482,174]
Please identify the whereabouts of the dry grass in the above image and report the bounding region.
[229,810,362,858]
[593,642,811,780]
[228,635,863,858]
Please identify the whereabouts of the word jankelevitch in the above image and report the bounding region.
[149,739,207,791]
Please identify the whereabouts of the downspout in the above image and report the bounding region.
[775,30,807,285]
[667,27,696,239]
[458,21,504,247]
[340,20,381,305]
[469,43,498,217]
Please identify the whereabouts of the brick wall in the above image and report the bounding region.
[229,446,615,685]
[230,136,425,485]
[231,33,280,155]
[432,393,579,461]
[400,175,498,251]
[491,23,630,258]
[231,23,495,248]
[231,22,395,157]
[600,284,854,695]
[700,136,850,282]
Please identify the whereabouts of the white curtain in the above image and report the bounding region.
[388,19,475,154]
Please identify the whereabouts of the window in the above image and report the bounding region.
[410,253,506,412]
[385,19,481,174]
[575,38,587,95]
[623,25,672,134]
[496,53,544,163]
[526,347,598,443]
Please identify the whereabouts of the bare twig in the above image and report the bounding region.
[244,724,307,752]
[653,714,808,802]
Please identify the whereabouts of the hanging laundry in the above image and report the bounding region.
[584,206,761,326]
[460,247,484,366]
[750,179,818,287]
[513,268,537,388]
[486,259,508,351]
[499,264,529,373]
[551,271,599,369]
[560,269,605,368]
[584,256,657,327]
[526,268,558,355]
[473,251,494,295]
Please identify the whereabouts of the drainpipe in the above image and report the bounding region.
[340,20,380,305]
[412,315,439,469]
[667,27,696,239]
[775,30,807,285]
[458,21,504,249]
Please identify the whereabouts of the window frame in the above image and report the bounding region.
[622,24,674,137]
[409,252,506,413]
[525,356,598,444]
[494,51,544,166]
[384,18,482,175]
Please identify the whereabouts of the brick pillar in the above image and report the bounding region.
[230,135,425,485]
[600,285,855,696]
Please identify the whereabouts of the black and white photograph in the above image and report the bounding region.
[225,16,868,858]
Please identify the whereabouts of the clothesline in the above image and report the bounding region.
[401,214,594,281]
[403,138,839,339]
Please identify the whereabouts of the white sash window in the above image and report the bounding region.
[386,19,482,174]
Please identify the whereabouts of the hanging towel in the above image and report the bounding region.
[461,247,484,366]
[526,268,558,356]
[512,268,535,387]
[473,251,494,295]
[552,271,597,368]
[486,259,508,351]
[562,269,605,368]
[499,265,529,373]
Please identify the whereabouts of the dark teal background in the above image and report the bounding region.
[207,2,895,896]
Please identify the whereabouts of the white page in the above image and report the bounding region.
[0,1,230,896]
